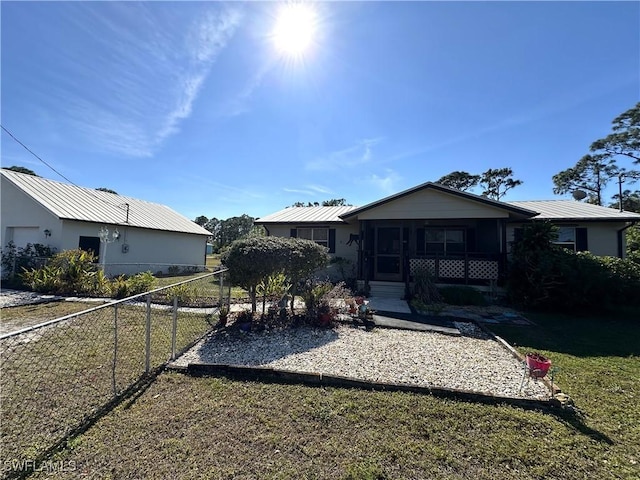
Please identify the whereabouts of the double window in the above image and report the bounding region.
[423,228,466,255]
[296,227,329,248]
[553,227,577,251]
[290,227,336,253]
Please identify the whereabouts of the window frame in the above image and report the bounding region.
[423,227,466,256]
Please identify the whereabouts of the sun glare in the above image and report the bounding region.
[272,3,318,59]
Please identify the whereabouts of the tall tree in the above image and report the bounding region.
[4,166,38,176]
[590,102,640,165]
[193,215,209,227]
[552,155,619,206]
[479,168,523,200]
[436,171,480,191]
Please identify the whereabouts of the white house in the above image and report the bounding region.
[1,169,211,277]
[256,181,640,296]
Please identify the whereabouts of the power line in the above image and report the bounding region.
[1,124,130,218]
[1,124,80,187]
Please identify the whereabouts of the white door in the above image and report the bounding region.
[11,227,40,247]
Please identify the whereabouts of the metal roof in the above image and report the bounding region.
[256,205,358,224]
[2,169,211,235]
[508,200,640,222]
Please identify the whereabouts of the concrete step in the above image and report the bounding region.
[368,281,405,299]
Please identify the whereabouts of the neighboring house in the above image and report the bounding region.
[256,181,640,297]
[1,169,211,277]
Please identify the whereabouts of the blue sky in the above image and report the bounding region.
[2,1,639,220]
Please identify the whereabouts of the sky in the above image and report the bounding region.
[1,1,639,221]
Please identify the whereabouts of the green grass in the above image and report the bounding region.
[17,307,640,479]
[0,302,215,470]
[0,301,105,335]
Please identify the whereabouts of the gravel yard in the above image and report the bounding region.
[174,322,550,400]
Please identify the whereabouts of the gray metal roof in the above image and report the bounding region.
[256,205,358,224]
[508,200,640,222]
[2,169,211,235]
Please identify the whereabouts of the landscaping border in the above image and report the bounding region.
[182,363,562,412]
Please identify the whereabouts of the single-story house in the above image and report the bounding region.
[1,169,211,277]
[255,181,640,297]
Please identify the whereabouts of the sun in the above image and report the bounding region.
[272,3,318,59]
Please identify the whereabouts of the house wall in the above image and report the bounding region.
[506,222,628,257]
[60,220,208,276]
[1,176,62,249]
[356,189,510,220]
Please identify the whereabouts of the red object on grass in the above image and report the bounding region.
[526,352,551,378]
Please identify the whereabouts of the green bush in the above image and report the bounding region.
[507,222,640,311]
[439,286,487,306]
[109,271,156,299]
[21,249,109,296]
[1,241,56,286]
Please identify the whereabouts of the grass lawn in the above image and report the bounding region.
[22,308,639,480]
[0,303,215,471]
[0,301,105,335]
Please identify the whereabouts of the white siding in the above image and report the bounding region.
[60,220,207,276]
[356,189,510,220]
[1,175,62,248]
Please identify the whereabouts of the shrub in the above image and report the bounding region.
[412,267,442,304]
[109,271,156,299]
[21,249,109,296]
[439,286,487,306]
[1,242,56,285]
[507,222,640,311]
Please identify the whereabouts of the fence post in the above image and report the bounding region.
[219,272,224,306]
[171,296,178,360]
[145,295,151,373]
[112,304,118,395]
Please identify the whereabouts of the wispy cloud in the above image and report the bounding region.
[368,169,401,194]
[283,184,334,196]
[306,137,383,171]
[57,4,243,158]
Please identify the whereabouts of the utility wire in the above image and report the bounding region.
[1,124,80,187]
[1,124,130,217]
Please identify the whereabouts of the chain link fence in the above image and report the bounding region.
[0,269,231,479]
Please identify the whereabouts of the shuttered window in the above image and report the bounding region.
[290,228,336,253]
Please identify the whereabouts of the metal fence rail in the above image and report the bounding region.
[0,269,229,479]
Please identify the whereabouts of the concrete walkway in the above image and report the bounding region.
[364,297,461,336]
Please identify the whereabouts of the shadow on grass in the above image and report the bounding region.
[6,369,162,480]
[491,306,640,358]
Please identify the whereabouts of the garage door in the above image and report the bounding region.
[11,227,40,247]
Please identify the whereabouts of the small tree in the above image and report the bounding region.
[283,238,331,313]
[222,237,290,312]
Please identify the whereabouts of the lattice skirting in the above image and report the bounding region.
[410,258,499,280]
[468,260,499,280]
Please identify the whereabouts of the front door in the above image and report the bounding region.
[375,226,402,281]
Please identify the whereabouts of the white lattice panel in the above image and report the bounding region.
[439,259,465,278]
[410,258,436,276]
[468,260,499,280]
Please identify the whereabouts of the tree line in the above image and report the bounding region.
[193,214,262,253]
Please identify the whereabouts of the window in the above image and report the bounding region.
[291,227,336,253]
[296,227,329,248]
[553,227,576,251]
[424,228,465,255]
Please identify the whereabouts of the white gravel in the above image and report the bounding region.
[174,322,550,400]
